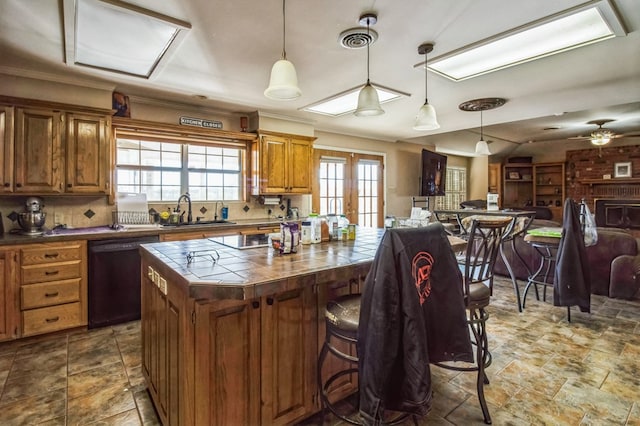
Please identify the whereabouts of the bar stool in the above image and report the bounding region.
[433,218,511,425]
[317,294,412,425]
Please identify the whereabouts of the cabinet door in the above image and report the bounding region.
[0,106,14,193]
[0,250,18,341]
[196,298,261,426]
[261,135,288,193]
[288,138,312,193]
[14,107,63,193]
[66,113,111,193]
[261,280,317,425]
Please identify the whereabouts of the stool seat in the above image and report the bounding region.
[325,294,361,335]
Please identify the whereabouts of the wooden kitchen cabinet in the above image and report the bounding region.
[502,163,534,209]
[196,282,317,425]
[0,105,14,193]
[142,258,319,425]
[14,107,64,193]
[65,112,111,194]
[488,162,502,201]
[19,241,87,337]
[0,248,18,342]
[1,96,113,195]
[252,132,314,195]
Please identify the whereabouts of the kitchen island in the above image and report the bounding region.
[139,227,466,425]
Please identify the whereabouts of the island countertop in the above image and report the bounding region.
[139,227,467,301]
[139,227,384,301]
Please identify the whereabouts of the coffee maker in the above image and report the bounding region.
[17,197,47,235]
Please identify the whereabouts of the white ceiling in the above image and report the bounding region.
[0,0,639,158]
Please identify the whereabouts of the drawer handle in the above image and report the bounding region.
[45,271,59,276]
[45,291,59,298]
[44,253,60,258]
[45,316,60,323]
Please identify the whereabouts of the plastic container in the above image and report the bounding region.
[301,221,312,244]
[308,213,321,244]
[326,214,338,240]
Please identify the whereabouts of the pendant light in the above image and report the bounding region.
[459,98,507,156]
[475,110,492,155]
[354,13,384,116]
[264,0,301,100]
[413,43,440,130]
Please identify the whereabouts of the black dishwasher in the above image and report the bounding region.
[88,235,159,329]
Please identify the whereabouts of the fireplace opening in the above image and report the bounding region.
[595,199,640,229]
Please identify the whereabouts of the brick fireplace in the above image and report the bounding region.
[566,145,640,234]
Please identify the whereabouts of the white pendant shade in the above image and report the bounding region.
[264,59,301,100]
[413,102,440,130]
[475,139,491,155]
[354,82,384,116]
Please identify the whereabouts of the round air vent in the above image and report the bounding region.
[339,27,378,49]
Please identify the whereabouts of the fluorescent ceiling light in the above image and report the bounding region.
[420,0,626,81]
[63,0,191,78]
[302,83,408,116]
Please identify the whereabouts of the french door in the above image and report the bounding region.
[312,149,384,228]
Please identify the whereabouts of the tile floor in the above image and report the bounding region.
[0,277,639,425]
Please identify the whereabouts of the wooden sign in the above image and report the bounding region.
[179,116,222,129]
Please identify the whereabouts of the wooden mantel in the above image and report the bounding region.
[578,178,640,186]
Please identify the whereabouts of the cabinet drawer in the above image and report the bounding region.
[21,279,81,310]
[21,261,81,284]
[22,302,82,336]
[21,244,82,266]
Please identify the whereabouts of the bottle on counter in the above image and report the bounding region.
[301,221,312,244]
[320,216,330,242]
[326,214,338,240]
[338,214,349,236]
[308,213,322,243]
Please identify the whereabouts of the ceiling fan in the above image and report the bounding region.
[569,120,625,146]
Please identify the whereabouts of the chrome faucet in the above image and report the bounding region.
[176,193,193,224]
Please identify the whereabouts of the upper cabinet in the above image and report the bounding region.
[14,107,64,193]
[251,131,315,195]
[65,113,111,194]
[0,97,112,196]
[0,105,14,193]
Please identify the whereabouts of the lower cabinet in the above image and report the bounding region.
[19,241,87,336]
[0,249,18,341]
[142,257,320,425]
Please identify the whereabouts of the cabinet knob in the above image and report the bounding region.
[252,301,260,309]
[266,297,274,306]
[16,183,22,188]
[3,183,9,187]
[67,183,72,188]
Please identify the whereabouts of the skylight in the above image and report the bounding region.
[63,0,191,78]
[302,83,408,116]
[421,0,626,81]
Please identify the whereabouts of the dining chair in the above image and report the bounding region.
[433,217,511,425]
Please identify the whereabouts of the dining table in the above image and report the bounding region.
[433,208,537,311]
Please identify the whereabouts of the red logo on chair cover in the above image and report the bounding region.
[412,252,434,305]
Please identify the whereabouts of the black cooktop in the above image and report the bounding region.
[209,234,270,249]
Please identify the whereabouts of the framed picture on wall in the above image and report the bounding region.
[614,162,632,178]
[508,171,520,180]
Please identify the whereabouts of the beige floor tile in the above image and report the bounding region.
[67,381,137,424]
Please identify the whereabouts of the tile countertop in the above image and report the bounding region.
[140,227,385,301]
[139,228,467,301]
[0,219,284,246]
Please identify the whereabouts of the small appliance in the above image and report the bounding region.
[17,197,47,235]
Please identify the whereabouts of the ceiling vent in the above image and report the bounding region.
[339,27,378,49]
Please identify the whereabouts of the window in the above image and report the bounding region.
[434,166,467,211]
[115,133,245,202]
